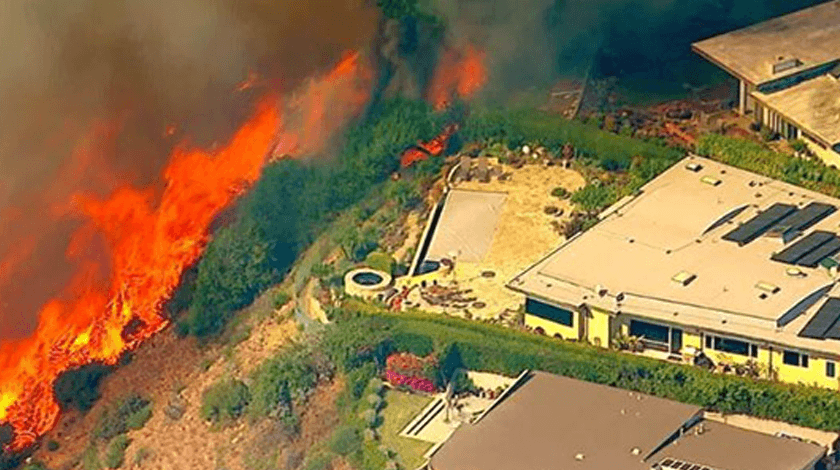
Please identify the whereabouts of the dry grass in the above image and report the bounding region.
[407,162,585,319]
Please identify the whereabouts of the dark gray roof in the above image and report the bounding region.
[430,371,825,470]
[429,372,701,470]
[652,420,824,470]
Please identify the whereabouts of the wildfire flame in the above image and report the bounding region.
[428,43,488,111]
[400,124,459,168]
[0,52,372,450]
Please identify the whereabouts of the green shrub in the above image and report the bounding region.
[366,394,383,410]
[329,425,363,456]
[551,186,570,199]
[303,452,333,470]
[95,394,152,441]
[47,440,59,451]
[54,364,114,413]
[346,363,379,401]
[760,126,778,141]
[200,379,250,423]
[124,405,152,431]
[274,291,292,309]
[311,263,334,279]
[789,139,808,154]
[364,252,396,275]
[103,435,130,469]
[697,134,840,198]
[248,342,329,420]
[82,445,101,470]
[570,184,617,213]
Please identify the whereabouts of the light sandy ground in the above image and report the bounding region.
[406,162,585,319]
[36,294,304,470]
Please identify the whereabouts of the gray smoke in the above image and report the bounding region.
[0,0,379,339]
[431,0,824,101]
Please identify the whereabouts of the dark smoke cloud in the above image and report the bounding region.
[432,0,825,100]
[0,0,379,339]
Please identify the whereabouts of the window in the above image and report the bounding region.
[526,298,573,327]
[783,350,809,367]
[705,334,757,357]
[630,320,682,353]
[827,361,836,378]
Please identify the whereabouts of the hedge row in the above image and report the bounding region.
[335,304,840,431]
[697,133,840,198]
[461,108,682,171]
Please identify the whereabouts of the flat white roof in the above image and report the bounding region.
[510,155,840,355]
[753,74,840,146]
[692,1,840,85]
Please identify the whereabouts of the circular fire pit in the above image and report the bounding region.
[344,268,392,299]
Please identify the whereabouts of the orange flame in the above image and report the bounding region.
[428,43,488,110]
[0,51,373,450]
[400,124,458,168]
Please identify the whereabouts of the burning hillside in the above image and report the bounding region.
[0,52,373,450]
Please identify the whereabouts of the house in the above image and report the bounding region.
[693,1,840,161]
[508,155,840,389]
[427,371,828,470]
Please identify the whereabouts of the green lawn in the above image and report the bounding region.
[380,391,434,469]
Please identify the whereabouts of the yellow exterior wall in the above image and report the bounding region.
[525,313,578,340]
[683,331,702,351]
[587,307,612,348]
[396,265,452,289]
[801,134,840,168]
[772,350,839,390]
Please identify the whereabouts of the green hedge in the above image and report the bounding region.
[697,134,840,198]
[461,108,682,170]
[334,303,840,431]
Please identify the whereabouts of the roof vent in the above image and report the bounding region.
[631,447,641,456]
[786,267,806,278]
[672,271,697,286]
[701,175,721,186]
[575,453,585,461]
[756,281,781,294]
[685,162,703,172]
[772,57,802,75]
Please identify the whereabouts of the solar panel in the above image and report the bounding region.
[797,237,840,267]
[799,297,840,339]
[770,231,835,265]
[771,202,836,233]
[722,203,798,245]
[825,316,840,340]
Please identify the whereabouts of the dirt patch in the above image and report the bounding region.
[34,293,300,470]
[404,162,585,320]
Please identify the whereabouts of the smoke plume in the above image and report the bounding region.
[0,0,379,340]
[431,0,826,101]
